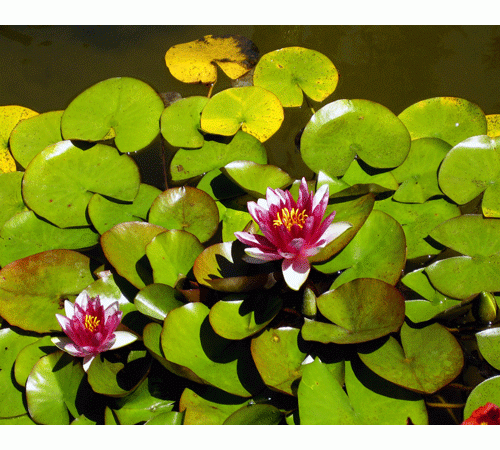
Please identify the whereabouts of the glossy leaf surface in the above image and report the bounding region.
[61,77,165,153]
[253,46,338,107]
[223,403,283,425]
[476,328,500,371]
[300,99,411,176]
[14,335,57,387]
[134,283,185,322]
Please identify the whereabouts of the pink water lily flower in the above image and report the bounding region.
[52,294,138,371]
[235,177,351,291]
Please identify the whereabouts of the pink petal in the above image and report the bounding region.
[51,336,88,357]
[282,256,311,291]
[109,331,139,350]
[245,247,282,261]
[315,221,352,247]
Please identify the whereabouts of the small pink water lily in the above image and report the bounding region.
[235,177,351,291]
[51,294,138,371]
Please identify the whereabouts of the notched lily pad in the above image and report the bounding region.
[165,35,259,84]
[253,46,339,107]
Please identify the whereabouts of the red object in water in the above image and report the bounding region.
[462,403,500,425]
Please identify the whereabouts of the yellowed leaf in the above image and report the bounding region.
[486,114,500,138]
[165,35,259,84]
[0,105,38,173]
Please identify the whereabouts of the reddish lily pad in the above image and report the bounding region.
[253,47,338,107]
[300,99,411,177]
[398,97,487,146]
[170,130,267,182]
[301,278,405,344]
[61,77,165,153]
[358,322,464,394]
[200,86,284,142]
[22,141,141,228]
[148,186,219,243]
[0,249,95,333]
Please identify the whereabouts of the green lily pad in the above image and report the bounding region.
[161,302,264,397]
[300,99,411,177]
[9,110,63,168]
[250,327,308,396]
[404,299,463,324]
[14,335,58,387]
[358,322,464,394]
[221,161,293,197]
[145,411,184,425]
[193,240,276,292]
[223,403,283,425]
[314,210,406,289]
[87,353,152,398]
[200,86,284,142]
[337,160,399,196]
[298,357,360,425]
[437,135,500,216]
[0,328,40,418]
[302,278,405,345]
[61,77,165,153]
[253,46,338,107]
[179,386,248,425]
[148,186,219,243]
[26,351,96,424]
[196,169,247,201]
[88,183,161,235]
[134,283,185,322]
[0,210,99,267]
[345,358,428,425]
[0,249,94,333]
[309,193,375,264]
[160,96,208,148]
[101,221,166,289]
[476,328,500,371]
[398,97,487,146]
[219,203,253,243]
[146,229,204,287]
[391,137,452,203]
[401,268,459,304]
[463,375,500,421]
[170,131,267,182]
[208,292,283,340]
[0,171,27,228]
[22,141,140,228]
[374,197,461,259]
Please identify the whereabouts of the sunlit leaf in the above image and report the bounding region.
[463,376,500,421]
[200,86,284,142]
[253,47,338,107]
[165,35,259,84]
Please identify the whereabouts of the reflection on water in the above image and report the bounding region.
[1,25,499,181]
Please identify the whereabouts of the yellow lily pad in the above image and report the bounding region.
[487,114,500,138]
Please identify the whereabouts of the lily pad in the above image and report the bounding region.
[9,110,63,168]
[61,77,165,153]
[22,141,141,228]
[391,137,452,203]
[160,96,208,148]
[374,197,461,259]
[463,376,500,421]
[148,186,219,243]
[300,99,411,177]
[208,292,282,340]
[314,210,406,289]
[200,86,284,142]
[170,131,267,182]
[134,283,185,322]
[223,403,283,425]
[0,249,95,333]
[26,351,96,424]
[358,322,464,394]
[302,278,405,344]
[88,183,161,235]
[476,328,500,371]
[165,35,259,84]
[398,97,487,146]
[0,105,38,173]
[0,171,27,228]
[196,169,246,201]
[221,161,293,197]
[486,114,500,138]
[161,302,264,397]
[219,204,253,243]
[0,328,40,418]
[101,221,166,289]
[253,46,338,107]
[339,159,399,195]
[14,335,57,387]
[146,229,204,287]
[193,240,276,292]
[0,210,99,267]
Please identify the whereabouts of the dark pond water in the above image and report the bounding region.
[2,25,500,183]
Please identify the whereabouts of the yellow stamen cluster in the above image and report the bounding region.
[273,207,308,231]
[84,315,100,332]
